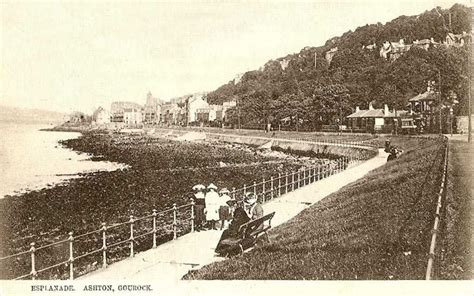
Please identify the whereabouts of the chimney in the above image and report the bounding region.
[369,102,374,110]
[356,106,360,112]
[384,104,389,115]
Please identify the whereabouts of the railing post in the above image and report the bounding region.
[152,210,158,247]
[278,173,281,196]
[270,177,274,200]
[129,215,135,257]
[298,170,302,188]
[291,171,295,191]
[232,187,236,200]
[190,200,195,233]
[262,178,266,203]
[102,222,107,268]
[243,184,247,195]
[30,242,36,280]
[317,166,320,181]
[285,173,288,194]
[253,181,257,197]
[313,167,317,182]
[68,232,74,280]
[173,203,177,240]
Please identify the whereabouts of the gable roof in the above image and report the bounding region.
[347,109,384,118]
[409,90,437,102]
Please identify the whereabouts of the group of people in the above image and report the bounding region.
[192,183,264,232]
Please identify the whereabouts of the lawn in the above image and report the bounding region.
[184,137,448,280]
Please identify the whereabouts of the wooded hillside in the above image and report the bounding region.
[206,4,471,129]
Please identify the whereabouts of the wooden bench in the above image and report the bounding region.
[217,212,275,257]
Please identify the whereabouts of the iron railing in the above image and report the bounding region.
[0,154,360,280]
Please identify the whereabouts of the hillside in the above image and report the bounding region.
[206,4,471,129]
[0,105,67,124]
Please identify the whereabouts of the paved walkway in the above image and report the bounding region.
[79,149,389,281]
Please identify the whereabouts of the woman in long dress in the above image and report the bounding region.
[192,184,206,231]
[215,204,250,256]
[218,188,232,230]
[205,183,220,230]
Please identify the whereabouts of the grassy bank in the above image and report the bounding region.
[0,132,335,279]
[184,137,447,280]
[437,140,473,279]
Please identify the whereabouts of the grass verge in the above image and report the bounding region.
[184,137,447,280]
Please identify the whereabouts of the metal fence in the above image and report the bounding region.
[425,138,449,280]
[0,134,373,280]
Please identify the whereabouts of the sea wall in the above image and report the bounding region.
[207,134,377,160]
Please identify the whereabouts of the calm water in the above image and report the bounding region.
[0,122,125,198]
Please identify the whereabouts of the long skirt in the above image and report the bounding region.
[219,206,231,221]
[195,204,205,225]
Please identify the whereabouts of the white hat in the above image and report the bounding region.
[219,188,230,194]
[192,184,205,191]
[207,183,218,190]
[243,192,257,205]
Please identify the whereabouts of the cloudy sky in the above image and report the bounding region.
[1,0,465,114]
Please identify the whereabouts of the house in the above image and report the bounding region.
[111,101,143,122]
[379,39,412,61]
[445,32,469,47]
[362,42,377,50]
[143,92,161,124]
[412,37,439,50]
[92,107,110,125]
[161,103,182,125]
[408,88,438,133]
[209,104,224,122]
[188,94,209,123]
[195,107,210,122]
[123,108,143,127]
[347,103,406,133]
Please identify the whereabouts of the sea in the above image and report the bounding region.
[0,122,125,199]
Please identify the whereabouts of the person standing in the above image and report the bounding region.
[192,184,206,231]
[218,188,232,230]
[205,183,220,230]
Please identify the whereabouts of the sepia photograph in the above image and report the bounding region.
[0,0,472,295]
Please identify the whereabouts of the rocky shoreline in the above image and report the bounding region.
[0,131,335,279]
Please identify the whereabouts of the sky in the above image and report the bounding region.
[0,0,467,114]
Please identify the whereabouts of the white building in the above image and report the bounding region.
[111,101,143,122]
[209,104,224,122]
[124,108,143,126]
[188,94,209,123]
[92,107,110,125]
